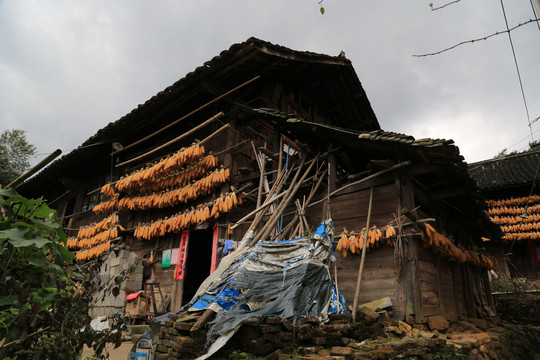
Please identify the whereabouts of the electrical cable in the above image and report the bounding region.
[499,0,534,141]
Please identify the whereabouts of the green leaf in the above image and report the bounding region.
[0,227,28,241]
[8,237,50,248]
[320,6,325,14]
[0,295,18,306]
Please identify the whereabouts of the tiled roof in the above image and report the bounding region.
[469,151,540,190]
[20,38,378,195]
[254,108,502,242]
[255,108,461,164]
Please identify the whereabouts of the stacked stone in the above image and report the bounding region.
[152,308,532,359]
[154,313,206,360]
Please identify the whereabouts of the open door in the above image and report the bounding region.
[182,228,214,305]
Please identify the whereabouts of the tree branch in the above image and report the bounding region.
[413,18,540,57]
[430,0,461,11]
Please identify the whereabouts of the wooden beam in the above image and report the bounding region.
[112,75,260,155]
[116,112,225,168]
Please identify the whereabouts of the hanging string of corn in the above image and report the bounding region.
[93,193,120,214]
[486,203,540,217]
[134,154,219,193]
[336,225,397,257]
[75,242,111,261]
[115,143,206,192]
[100,183,116,197]
[486,195,540,208]
[117,167,230,211]
[422,223,498,270]
[76,213,120,239]
[134,192,243,240]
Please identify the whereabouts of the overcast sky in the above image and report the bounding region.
[1,1,539,167]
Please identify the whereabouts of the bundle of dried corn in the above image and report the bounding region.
[117,167,230,211]
[75,242,111,261]
[115,143,206,192]
[490,214,540,225]
[135,154,219,193]
[134,192,243,240]
[487,195,540,207]
[486,204,540,217]
[76,213,120,239]
[336,225,397,257]
[92,193,119,214]
[421,223,498,269]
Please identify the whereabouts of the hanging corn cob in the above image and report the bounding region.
[420,223,498,269]
[134,191,243,240]
[117,167,230,211]
[337,224,398,257]
[115,143,207,192]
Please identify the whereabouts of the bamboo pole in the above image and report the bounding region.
[112,75,260,155]
[230,190,287,230]
[280,162,326,239]
[237,165,291,249]
[116,112,224,167]
[6,149,62,189]
[252,154,318,245]
[249,157,307,245]
[352,186,374,323]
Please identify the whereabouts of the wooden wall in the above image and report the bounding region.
[417,246,466,322]
[321,183,401,313]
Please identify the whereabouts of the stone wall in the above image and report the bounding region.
[91,249,143,317]
[152,308,540,360]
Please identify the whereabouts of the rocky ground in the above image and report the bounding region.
[150,305,540,360]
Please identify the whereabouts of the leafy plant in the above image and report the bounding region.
[0,189,122,359]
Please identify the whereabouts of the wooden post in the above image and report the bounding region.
[352,187,374,323]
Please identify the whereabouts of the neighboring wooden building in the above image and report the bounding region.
[469,150,540,280]
[19,38,499,324]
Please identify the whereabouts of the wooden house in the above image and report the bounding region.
[19,38,499,324]
[469,150,540,280]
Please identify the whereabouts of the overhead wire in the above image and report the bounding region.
[499,0,534,141]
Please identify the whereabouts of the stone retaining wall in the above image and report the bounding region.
[153,308,540,360]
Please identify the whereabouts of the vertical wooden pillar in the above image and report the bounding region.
[398,176,422,323]
[323,153,337,218]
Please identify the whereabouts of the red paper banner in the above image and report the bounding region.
[175,231,189,280]
[210,224,219,274]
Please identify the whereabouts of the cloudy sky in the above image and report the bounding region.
[1,0,539,167]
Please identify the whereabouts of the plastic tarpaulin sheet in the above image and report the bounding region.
[128,220,341,360]
[182,220,336,358]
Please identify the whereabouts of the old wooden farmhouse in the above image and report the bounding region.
[19,38,501,324]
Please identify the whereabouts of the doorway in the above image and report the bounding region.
[182,229,214,305]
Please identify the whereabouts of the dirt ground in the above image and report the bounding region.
[79,341,133,360]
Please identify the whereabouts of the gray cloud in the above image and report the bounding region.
[0,0,538,166]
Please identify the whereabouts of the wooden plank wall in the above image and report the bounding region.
[323,183,400,309]
[417,246,468,322]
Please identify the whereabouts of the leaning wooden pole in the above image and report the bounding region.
[352,186,374,323]
[6,149,62,189]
